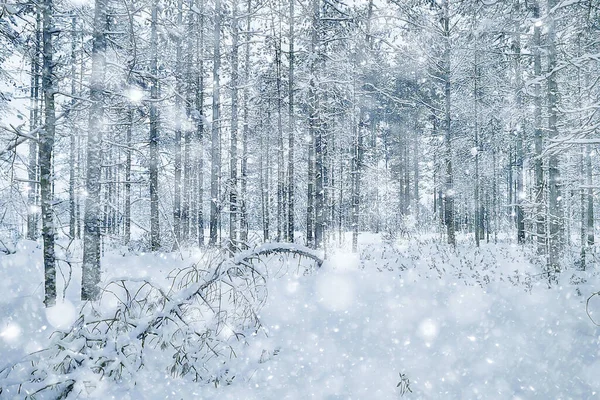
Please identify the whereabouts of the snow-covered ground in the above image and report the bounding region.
[1,236,600,399]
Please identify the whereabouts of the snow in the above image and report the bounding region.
[125,87,145,104]
[0,323,21,343]
[45,299,77,330]
[1,237,600,399]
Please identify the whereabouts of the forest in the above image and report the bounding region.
[0,0,600,398]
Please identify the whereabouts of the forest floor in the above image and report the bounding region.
[1,234,600,399]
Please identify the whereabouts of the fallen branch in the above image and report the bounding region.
[586,291,600,326]
[233,243,324,268]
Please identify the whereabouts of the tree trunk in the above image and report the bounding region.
[580,153,586,269]
[69,15,78,239]
[307,0,319,248]
[209,0,222,246]
[514,2,525,244]
[260,112,269,241]
[149,0,161,251]
[351,0,373,252]
[287,0,295,242]
[124,107,132,244]
[413,117,419,221]
[196,0,205,246]
[239,0,251,246]
[183,0,194,243]
[40,0,56,307]
[82,0,107,301]
[533,0,545,256]
[473,49,480,247]
[28,9,41,241]
[173,0,184,247]
[587,145,594,247]
[229,0,239,251]
[276,37,285,243]
[442,0,455,246]
[546,0,562,274]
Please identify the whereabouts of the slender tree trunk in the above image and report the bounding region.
[149,0,161,251]
[82,0,107,301]
[239,0,251,246]
[276,36,284,243]
[68,15,78,239]
[586,146,594,247]
[580,153,586,269]
[287,0,295,242]
[28,9,41,241]
[533,0,545,256]
[442,0,455,246]
[307,0,319,248]
[403,135,410,218]
[316,110,328,251]
[40,0,56,307]
[514,2,525,244]
[260,112,270,241]
[124,108,132,244]
[338,133,344,245]
[413,117,419,221]
[196,1,205,246]
[546,0,562,273]
[329,128,336,244]
[229,0,239,251]
[209,0,222,246]
[473,49,480,247]
[183,0,194,243]
[173,0,184,247]
[492,141,498,244]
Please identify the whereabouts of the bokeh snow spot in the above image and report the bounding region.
[329,251,359,271]
[1,322,21,343]
[418,318,438,341]
[286,279,299,294]
[317,271,355,312]
[45,300,77,330]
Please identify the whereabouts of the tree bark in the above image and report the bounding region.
[40,0,56,307]
[587,146,594,247]
[82,0,107,301]
[514,1,525,244]
[239,0,251,246]
[173,0,184,247]
[307,0,319,248]
[69,15,78,239]
[149,0,161,251]
[196,0,205,247]
[287,0,295,242]
[27,9,41,241]
[229,0,239,251]
[442,0,455,246]
[533,0,545,256]
[209,0,222,246]
[546,0,562,274]
[473,48,480,247]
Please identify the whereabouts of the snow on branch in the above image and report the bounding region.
[233,242,324,269]
[0,246,321,398]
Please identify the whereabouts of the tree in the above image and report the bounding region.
[40,0,56,307]
[149,0,160,251]
[229,0,239,251]
[286,0,295,242]
[82,0,108,301]
[209,0,222,246]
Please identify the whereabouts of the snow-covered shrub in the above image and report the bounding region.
[0,244,322,399]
